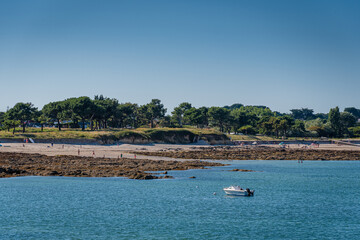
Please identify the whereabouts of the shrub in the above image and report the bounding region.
[238,125,256,135]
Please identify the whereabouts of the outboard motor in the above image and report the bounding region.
[246,188,254,196]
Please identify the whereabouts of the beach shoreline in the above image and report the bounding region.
[0,151,224,179]
[0,142,359,159]
[1,142,360,179]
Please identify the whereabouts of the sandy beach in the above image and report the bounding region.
[0,141,359,165]
[0,143,203,161]
[0,142,359,159]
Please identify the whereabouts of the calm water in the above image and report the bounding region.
[1,160,360,239]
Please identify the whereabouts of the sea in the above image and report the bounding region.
[1,160,360,240]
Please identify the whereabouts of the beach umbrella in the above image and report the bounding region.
[279,142,284,145]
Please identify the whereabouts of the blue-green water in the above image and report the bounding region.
[1,160,360,239]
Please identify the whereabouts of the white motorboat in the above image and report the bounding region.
[223,186,255,196]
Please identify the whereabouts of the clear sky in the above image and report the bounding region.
[1,0,359,114]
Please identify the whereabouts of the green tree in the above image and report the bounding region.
[0,112,5,127]
[2,112,20,133]
[114,103,138,128]
[328,107,341,137]
[171,102,192,127]
[290,108,315,120]
[223,103,243,110]
[314,113,328,120]
[344,107,360,119]
[208,107,230,132]
[269,117,282,138]
[66,97,96,131]
[278,115,295,137]
[230,109,248,133]
[158,115,172,127]
[291,120,306,137]
[340,112,357,135]
[144,99,166,128]
[230,109,258,133]
[93,95,119,129]
[306,118,330,137]
[42,101,65,131]
[7,102,37,133]
[239,125,256,135]
[258,116,273,136]
[258,116,283,137]
[184,107,208,128]
[34,110,47,132]
[348,126,360,137]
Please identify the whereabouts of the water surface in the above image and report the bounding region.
[1,160,360,239]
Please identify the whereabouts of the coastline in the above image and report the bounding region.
[0,151,224,179]
[139,146,360,160]
[1,142,360,179]
[1,142,360,160]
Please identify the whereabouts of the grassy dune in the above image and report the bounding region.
[2,127,354,142]
[0,127,223,140]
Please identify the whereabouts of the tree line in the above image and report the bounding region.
[0,96,359,138]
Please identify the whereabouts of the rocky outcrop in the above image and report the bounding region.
[229,169,255,172]
[146,130,198,144]
[0,152,224,179]
[200,134,231,145]
[138,146,360,160]
[0,167,27,176]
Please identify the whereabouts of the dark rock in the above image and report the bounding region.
[162,175,174,179]
[230,169,255,172]
[49,170,59,176]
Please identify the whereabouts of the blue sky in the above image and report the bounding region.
[1,0,359,114]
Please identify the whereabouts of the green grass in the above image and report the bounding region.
[227,134,277,141]
[4,127,356,141]
[0,128,103,139]
[227,134,360,141]
[0,127,225,140]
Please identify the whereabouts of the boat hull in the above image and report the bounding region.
[224,190,249,196]
[223,186,255,196]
